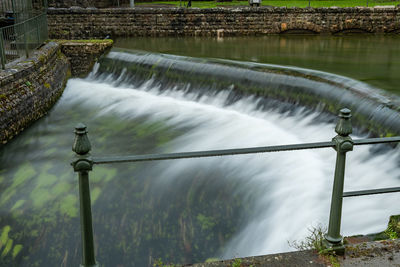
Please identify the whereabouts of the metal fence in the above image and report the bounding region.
[0,0,43,23]
[0,12,47,69]
[0,0,32,13]
[71,108,400,266]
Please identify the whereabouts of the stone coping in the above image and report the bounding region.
[0,42,60,90]
[47,6,400,13]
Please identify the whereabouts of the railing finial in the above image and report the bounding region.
[335,108,352,137]
[73,123,92,155]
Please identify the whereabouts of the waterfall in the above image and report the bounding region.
[0,49,399,266]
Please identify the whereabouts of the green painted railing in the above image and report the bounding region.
[0,12,47,69]
[71,108,400,266]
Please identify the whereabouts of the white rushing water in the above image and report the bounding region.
[62,65,400,259]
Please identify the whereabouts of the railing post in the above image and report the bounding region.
[71,123,98,267]
[0,30,6,70]
[23,22,29,58]
[323,108,353,255]
[36,16,40,45]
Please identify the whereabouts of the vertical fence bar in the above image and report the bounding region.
[323,108,353,255]
[23,21,28,58]
[35,17,39,46]
[0,29,6,69]
[44,13,48,40]
[71,123,98,267]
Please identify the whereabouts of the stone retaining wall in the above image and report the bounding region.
[60,40,113,77]
[0,40,112,144]
[47,6,400,39]
[0,42,69,144]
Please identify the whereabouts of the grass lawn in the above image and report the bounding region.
[136,0,400,8]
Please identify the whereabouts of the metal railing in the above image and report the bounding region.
[71,108,400,266]
[1,0,32,13]
[0,0,46,23]
[0,12,47,69]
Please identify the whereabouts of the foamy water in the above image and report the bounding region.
[61,66,400,258]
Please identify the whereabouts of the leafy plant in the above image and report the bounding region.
[289,225,341,266]
[288,225,326,252]
[231,258,242,267]
[153,258,176,267]
[384,224,398,240]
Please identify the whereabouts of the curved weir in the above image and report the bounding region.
[0,49,400,266]
[96,49,400,136]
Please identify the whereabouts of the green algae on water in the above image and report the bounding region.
[12,162,36,188]
[0,226,10,248]
[10,200,25,211]
[91,187,102,205]
[59,194,78,218]
[1,239,13,257]
[12,244,23,258]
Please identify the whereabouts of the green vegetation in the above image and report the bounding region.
[38,55,46,64]
[0,226,23,260]
[231,258,242,267]
[289,225,326,252]
[153,258,177,267]
[136,0,399,8]
[289,225,340,266]
[369,215,400,241]
[384,224,398,239]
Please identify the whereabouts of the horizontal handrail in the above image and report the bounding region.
[92,141,335,164]
[92,136,400,165]
[343,186,400,197]
[353,136,400,145]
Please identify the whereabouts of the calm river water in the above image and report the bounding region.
[115,35,400,94]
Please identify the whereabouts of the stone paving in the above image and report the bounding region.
[182,239,400,267]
